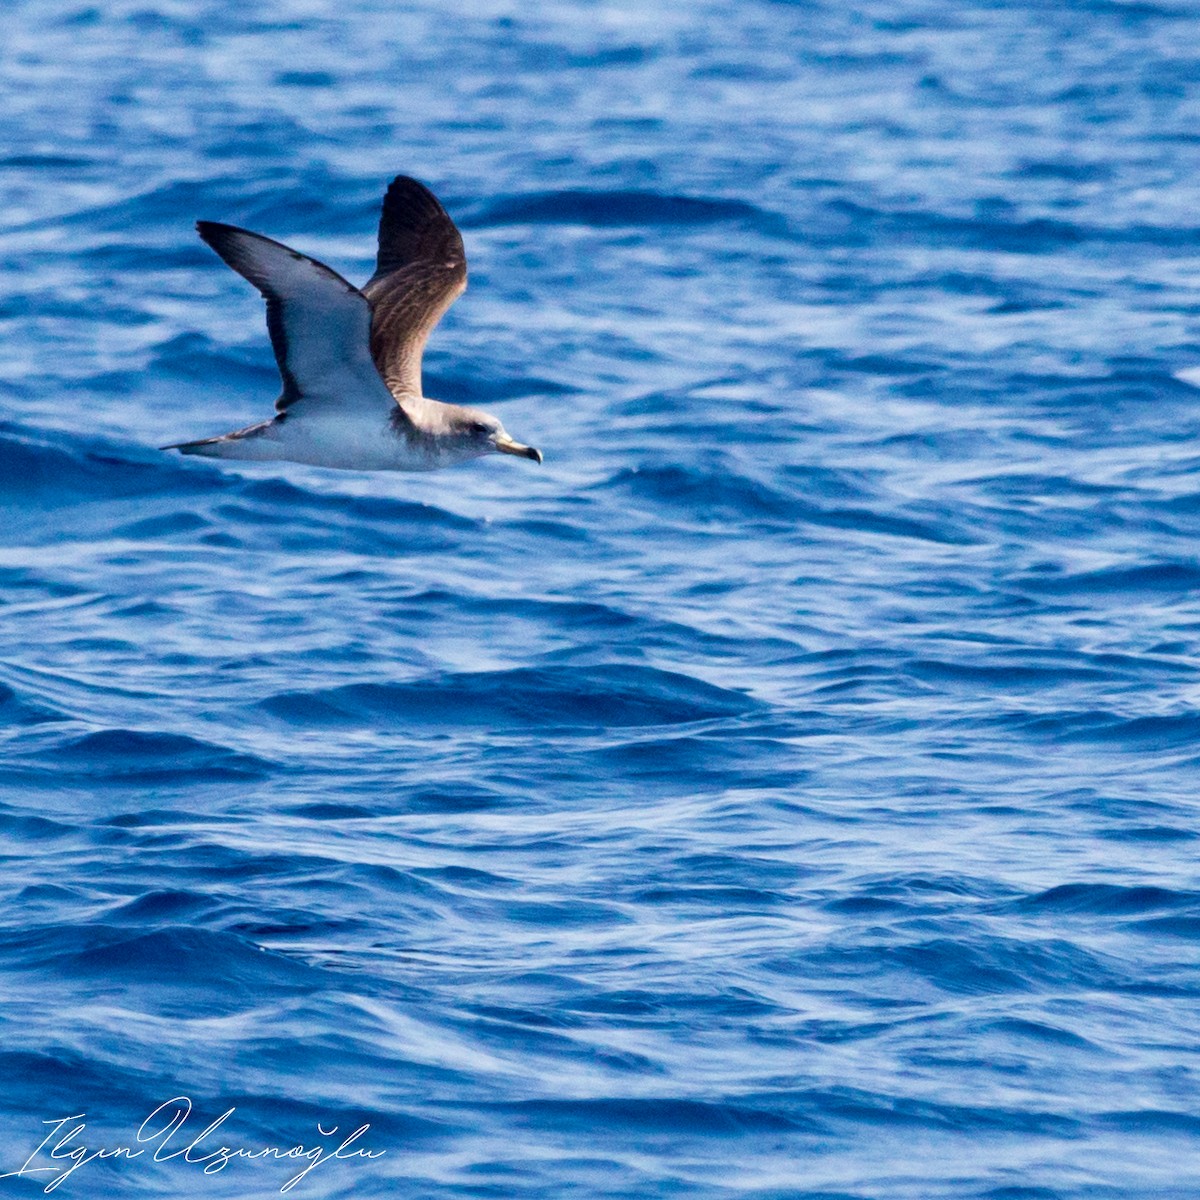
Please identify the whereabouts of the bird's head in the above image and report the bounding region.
[455,410,542,464]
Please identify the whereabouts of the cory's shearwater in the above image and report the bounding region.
[163,175,542,471]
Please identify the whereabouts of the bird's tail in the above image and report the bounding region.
[161,419,276,458]
[161,434,228,456]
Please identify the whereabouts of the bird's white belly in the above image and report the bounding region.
[261,414,461,471]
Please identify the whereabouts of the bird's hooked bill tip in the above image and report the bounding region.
[495,437,543,464]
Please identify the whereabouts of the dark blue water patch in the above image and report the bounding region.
[656,850,818,895]
[0,428,230,521]
[0,809,74,840]
[1098,824,1197,842]
[1011,883,1198,915]
[61,925,325,991]
[581,727,803,791]
[466,1001,590,1035]
[15,883,92,906]
[828,351,947,377]
[467,189,786,234]
[422,359,579,405]
[39,921,331,1017]
[795,501,975,545]
[784,935,1121,999]
[586,728,766,766]
[0,432,140,503]
[1068,361,1196,393]
[600,461,828,521]
[599,463,979,544]
[491,1095,810,1136]
[0,1049,168,1126]
[26,167,356,239]
[381,591,674,649]
[825,198,1088,253]
[234,173,394,235]
[86,240,216,271]
[986,709,1128,744]
[254,687,378,728]
[823,894,913,916]
[152,330,278,386]
[49,728,275,783]
[21,179,226,235]
[987,297,1068,315]
[111,510,214,539]
[510,516,593,542]
[633,884,788,911]
[968,473,1127,505]
[101,806,230,828]
[275,69,336,88]
[114,839,340,886]
[978,1017,1101,1051]
[282,800,382,820]
[908,658,1127,689]
[758,1194,876,1200]
[1016,159,1114,182]
[400,785,509,813]
[977,1189,1066,1200]
[804,1086,1081,1137]
[568,986,780,1023]
[258,663,763,732]
[1067,711,1200,751]
[1127,916,1200,938]
[823,196,1200,254]
[494,897,628,929]
[1012,561,1200,597]
[414,864,518,891]
[899,874,1002,898]
[104,889,223,924]
[1156,489,1200,519]
[0,153,98,169]
[893,938,1120,996]
[0,681,62,726]
[230,473,481,532]
[1094,1109,1200,1135]
[778,463,881,502]
[226,909,366,941]
[0,560,90,599]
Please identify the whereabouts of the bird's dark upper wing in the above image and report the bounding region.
[360,175,467,400]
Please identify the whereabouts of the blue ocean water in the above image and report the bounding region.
[2,0,1200,1195]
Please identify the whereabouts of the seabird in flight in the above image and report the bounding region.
[163,175,542,471]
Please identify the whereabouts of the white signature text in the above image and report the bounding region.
[0,1097,386,1193]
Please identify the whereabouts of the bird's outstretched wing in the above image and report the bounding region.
[197,221,395,417]
[360,175,468,400]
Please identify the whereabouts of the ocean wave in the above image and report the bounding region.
[1012,883,1198,915]
[468,189,785,233]
[62,927,326,994]
[259,663,763,731]
[46,728,275,782]
[597,463,974,543]
[0,681,61,726]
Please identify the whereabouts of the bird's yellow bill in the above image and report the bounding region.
[495,436,543,463]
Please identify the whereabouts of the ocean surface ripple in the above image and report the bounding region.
[2,1,1200,1197]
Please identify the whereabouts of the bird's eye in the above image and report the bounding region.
[469,422,489,435]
